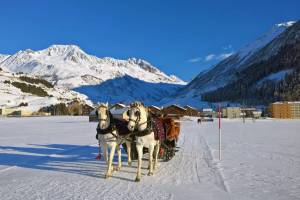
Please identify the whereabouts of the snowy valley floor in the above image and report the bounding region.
[0,116,299,200]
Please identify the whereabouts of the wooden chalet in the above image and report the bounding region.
[148,105,162,116]
[184,105,200,116]
[68,101,94,116]
[161,104,186,118]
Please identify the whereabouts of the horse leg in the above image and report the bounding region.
[105,143,116,178]
[126,141,132,167]
[116,145,122,171]
[153,141,160,170]
[135,143,143,182]
[95,140,102,160]
[103,143,108,164]
[148,143,154,176]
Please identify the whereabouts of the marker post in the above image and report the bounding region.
[218,104,222,161]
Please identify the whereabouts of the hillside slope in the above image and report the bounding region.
[202,21,300,105]
[171,21,299,107]
[0,70,92,112]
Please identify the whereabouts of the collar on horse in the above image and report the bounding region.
[132,116,154,137]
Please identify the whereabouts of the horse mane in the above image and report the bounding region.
[130,101,143,108]
[98,103,108,109]
[129,101,149,120]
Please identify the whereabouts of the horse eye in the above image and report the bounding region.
[126,110,130,116]
[135,111,140,116]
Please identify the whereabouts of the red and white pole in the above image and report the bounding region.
[218,104,222,161]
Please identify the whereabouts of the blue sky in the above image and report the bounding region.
[0,0,299,81]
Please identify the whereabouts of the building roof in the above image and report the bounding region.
[149,105,162,110]
[225,107,241,109]
[110,107,128,115]
[114,103,127,108]
[163,104,186,111]
[184,105,198,111]
[202,108,213,112]
[272,101,300,104]
[288,101,300,104]
[241,108,256,111]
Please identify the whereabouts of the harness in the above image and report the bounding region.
[129,106,154,137]
[96,110,133,144]
[96,112,117,137]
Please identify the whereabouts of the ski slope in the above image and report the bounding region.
[0,117,299,200]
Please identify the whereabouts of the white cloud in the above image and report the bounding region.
[222,44,233,50]
[204,52,234,62]
[188,45,234,64]
[205,54,216,62]
[188,57,202,63]
[218,52,234,60]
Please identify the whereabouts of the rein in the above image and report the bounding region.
[97,109,132,144]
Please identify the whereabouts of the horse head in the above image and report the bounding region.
[127,101,148,131]
[97,102,110,129]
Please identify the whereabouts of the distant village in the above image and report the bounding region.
[1,101,300,120]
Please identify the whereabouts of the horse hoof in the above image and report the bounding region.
[135,177,141,182]
[128,162,132,167]
[105,172,112,179]
[148,172,153,176]
[115,166,121,171]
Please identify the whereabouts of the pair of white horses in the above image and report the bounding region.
[97,102,160,182]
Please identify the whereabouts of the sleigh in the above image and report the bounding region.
[152,117,181,161]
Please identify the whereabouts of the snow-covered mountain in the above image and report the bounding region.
[0,45,185,88]
[0,69,92,112]
[74,75,183,106]
[185,21,296,94]
[171,20,299,107]
[0,54,9,63]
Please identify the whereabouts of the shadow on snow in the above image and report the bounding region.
[0,143,134,181]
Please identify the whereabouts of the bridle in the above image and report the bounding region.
[128,105,149,130]
[98,106,110,124]
[128,107,141,124]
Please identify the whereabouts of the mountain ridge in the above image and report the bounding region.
[0,45,185,88]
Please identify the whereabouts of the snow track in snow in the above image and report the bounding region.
[153,119,230,192]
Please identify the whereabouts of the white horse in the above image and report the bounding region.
[97,103,132,178]
[127,102,160,182]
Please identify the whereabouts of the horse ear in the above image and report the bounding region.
[105,102,108,107]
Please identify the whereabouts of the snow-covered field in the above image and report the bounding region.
[0,116,299,200]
